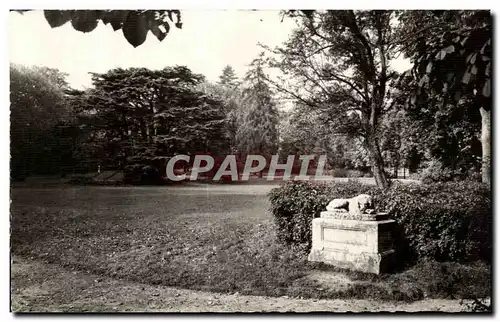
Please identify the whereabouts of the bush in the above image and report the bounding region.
[268,180,491,264]
[347,170,365,178]
[379,181,491,263]
[330,168,348,177]
[330,168,371,178]
[419,159,455,183]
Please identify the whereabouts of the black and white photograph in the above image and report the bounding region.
[7,6,493,314]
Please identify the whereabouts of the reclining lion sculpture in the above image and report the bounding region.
[326,194,375,216]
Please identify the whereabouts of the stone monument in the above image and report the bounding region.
[308,194,396,274]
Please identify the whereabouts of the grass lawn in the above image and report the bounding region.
[10,184,491,302]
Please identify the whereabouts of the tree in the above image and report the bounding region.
[236,54,279,158]
[74,66,229,182]
[10,64,74,178]
[397,10,492,184]
[218,65,240,88]
[268,10,400,189]
[280,103,373,172]
[13,10,183,47]
[198,81,244,153]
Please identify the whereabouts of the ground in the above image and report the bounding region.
[10,181,490,312]
[11,255,465,312]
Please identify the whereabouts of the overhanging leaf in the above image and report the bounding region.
[485,62,491,77]
[471,64,478,75]
[426,61,433,74]
[481,55,491,62]
[110,10,130,31]
[44,10,72,28]
[71,10,99,33]
[410,94,417,105]
[482,79,491,98]
[148,20,167,41]
[444,45,455,54]
[435,49,447,60]
[123,12,148,47]
[467,53,477,64]
[462,69,471,84]
[419,74,429,87]
[480,40,489,54]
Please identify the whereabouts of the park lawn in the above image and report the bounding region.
[10,184,490,302]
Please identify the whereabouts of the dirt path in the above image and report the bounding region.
[11,256,466,313]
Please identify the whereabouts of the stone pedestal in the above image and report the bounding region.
[308,211,396,274]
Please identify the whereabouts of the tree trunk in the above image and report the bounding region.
[480,107,491,185]
[372,155,389,189]
[365,136,389,189]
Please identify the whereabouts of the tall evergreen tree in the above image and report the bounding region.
[217,65,240,88]
[236,53,279,156]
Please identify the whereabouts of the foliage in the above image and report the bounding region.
[10,64,76,179]
[418,159,455,183]
[397,10,492,184]
[14,10,182,47]
[268,180,491,264]
[217,65,240,88]
[269,10,408,188]
[278,105,371,170]
[198,78,243,153]
[378,181,491,263]
[411,99,481,175]
[235,53,279,155]
[71,66,229,183]
[397,10,491,108]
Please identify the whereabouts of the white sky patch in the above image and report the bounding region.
[9,10,412,90]
[9,10,298,89]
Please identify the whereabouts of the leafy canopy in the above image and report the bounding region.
[14,10,183,47]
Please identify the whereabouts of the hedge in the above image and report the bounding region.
[268,180,491,264]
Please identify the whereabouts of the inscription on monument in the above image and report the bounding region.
[323,228,367,245]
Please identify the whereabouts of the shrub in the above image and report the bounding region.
[347,170,365,178]
[330,168,349,177]
[419,159,455,183]
[330,168,371,178]
[378,181,491,263]
[268,180,491,264]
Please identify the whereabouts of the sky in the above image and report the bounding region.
[9,10,411,90]
[9,10,298,89]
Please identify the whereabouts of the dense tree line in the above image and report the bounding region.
[11,10,491,187]
[10,61,280,183]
